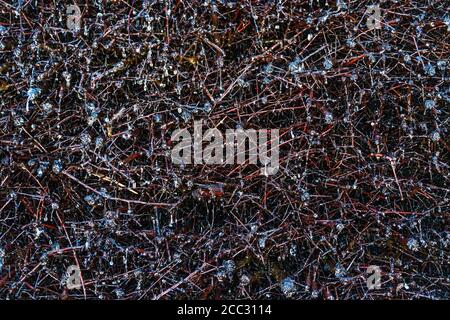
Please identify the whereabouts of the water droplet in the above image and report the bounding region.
[424,63,436,76]
[37,161,49,178]
[52,159,63,174]
[289,56,304,74]
[403,54,411,63]
[80,133,91,145]
[95,137,104,148]
[437,60,447,71]
[324,112,334,124]
[258,236,267,249]
[424,100,435,110]
[114,288,124,299]
[335,262,346,279]
[153,113,162,123]
[430,130,440,141]
[27,87,41,101]
[122,131,132,140]
[222,260,235,276]
[346,38,356,48]
[240,274,250,286]
[42,102,53,114]
[0,247,4,272]
[300,190,310,202]
[280,277,296,297]
[84,194,96,206]
[289,244,297,256]
[35,227,44,239]
[323,59,333,70]
[407,238,419,251]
